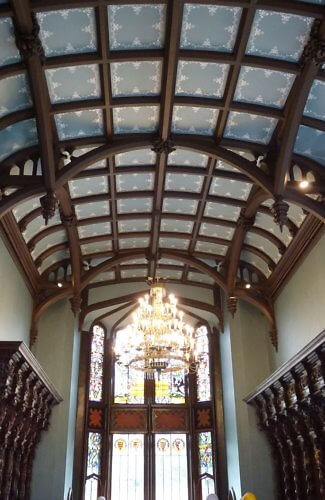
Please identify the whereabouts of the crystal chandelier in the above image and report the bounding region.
[114,281,196,375]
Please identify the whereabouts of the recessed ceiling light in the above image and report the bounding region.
[299,180,309,189]
[245,283,251,289]
[57,282,63,288]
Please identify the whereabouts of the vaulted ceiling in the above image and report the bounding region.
[0,0,324,346]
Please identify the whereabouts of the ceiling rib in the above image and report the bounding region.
[149,0,185,277]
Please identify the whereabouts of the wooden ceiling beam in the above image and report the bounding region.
[149,0,185,277]
[11,0,56,194]
[225,188,269,293]
[273,19,325,196]
[215,2,257,141]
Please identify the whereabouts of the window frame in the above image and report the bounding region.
[74,320,227,500]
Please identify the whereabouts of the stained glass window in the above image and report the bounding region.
[155,366,186,404]
[85,432,102,500]
[195,325,211,402]
[155,433,189,500]
[198,432,215,499]
[111,434,144,500]
[114,330,144,404]
[89,324,105,402]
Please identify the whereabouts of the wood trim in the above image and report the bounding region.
[244,329,325,402]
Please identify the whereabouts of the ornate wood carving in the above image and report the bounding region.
[245,330,325,499]
[0,341,62,500]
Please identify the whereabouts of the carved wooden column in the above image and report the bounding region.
[245,330,325,500]
[0,341,62,500]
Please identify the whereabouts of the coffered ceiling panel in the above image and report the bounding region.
[23,213,61,243]
[32,229,67,260]
[246,11,313,61]
[199,223,234,240]
[118,219,151,233]
[165,173,204,193]
[37,9,97,57]
[209,177,252,201]
[168,149,208,167]
[175,61,229,99]
[159,237,190,251]
[180,5,242,52]
[245,232,281,264]
[0,73,32,118]
[107,4,166,51]
[119,237,150,249]
[121,268,147,279]
[241,250,271,278]
[304,80,325,120]
[0,119,38,162]
[234,67,296,109]
[0,17,21,66]
[254,213,292,246]
[77,222,112,239]
[188,272,215,285]
[40,249,70,275]
[161,219,194,234]
[224,112,278,144]
[116,173,154,192]
[204,202,240,221]
[69,176,108,198]
[117,197,152,214]
[81,240,113,256]
[55,110,104,140]
[90,271,115,284]
[75,201,110,219]
[171,106,219,135]
[115,149,156,166]
[113,106,159,134]
[162,198,198,215]
[195,241,228,256]
[46,65,101,104]
[111,61,163,97]
[294,126,325,165]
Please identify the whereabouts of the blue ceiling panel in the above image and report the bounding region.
[37,8,97,57]
[246,11,313,61]
[78,222,111,239]
[46,65,101,104]
[168,149,208,167]
[234,67,295,108]
[254,213,292,246]
[294,125,325,166]
[119,237,150,249]
[304,80,325,121]
[111,61,162,97]
[195,241,227,256]
[296,0,325,4]
[113,106,159,134]
[171,106,218,135]
[224,111,277,144]
[13,196,40,222]
[162,198,198,215]
[69,176,108,198]
[115,149,156,166]
[118,219,151,233]
[209,177,252,201]
[165,173,204,193]
[199,222,234,240]
[0,73,32,118]
[0,18,21,67]
[55,109,104,140]
[81,240,112,255]
[204,201,240,221]
[175,61,229,98]
[0,119,38,162]
[159,237,190,250]
[116,172,154,192]
[75,200,110,219]
[161,219,194,234]
[107,4,166,51]
[240,250,271,278]
[245,232,281,264]
[180,5,242,52]
[117,197,152,214]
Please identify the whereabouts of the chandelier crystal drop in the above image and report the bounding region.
[114,282,196,375]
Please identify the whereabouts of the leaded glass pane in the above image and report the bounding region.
[155,433,188,500]
[154,366,186,404]
[195,326,211,402]
[111,434,144,500]
[85,432,101,500]
[89,324,105,402]
[114,330,144,404]
[198,432,215,499]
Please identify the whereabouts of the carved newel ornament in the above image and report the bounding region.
[0,342,62,499]
[245,331,325,500]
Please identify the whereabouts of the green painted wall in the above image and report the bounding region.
[273,233,325,368]
[220,298,275,500]
[30,299,80,500]
[0,235,33,343]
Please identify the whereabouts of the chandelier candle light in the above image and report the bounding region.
[114,281,197,375]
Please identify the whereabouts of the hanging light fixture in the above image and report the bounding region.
[114,279,196,375]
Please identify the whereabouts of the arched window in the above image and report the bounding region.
[80,322,223,500]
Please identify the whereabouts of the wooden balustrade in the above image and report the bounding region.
[245,330,325,500]
[0,341,62,500]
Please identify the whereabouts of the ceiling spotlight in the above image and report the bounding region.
[57,282,63,288]
[245,283,251,289]
[299,179,309,189]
